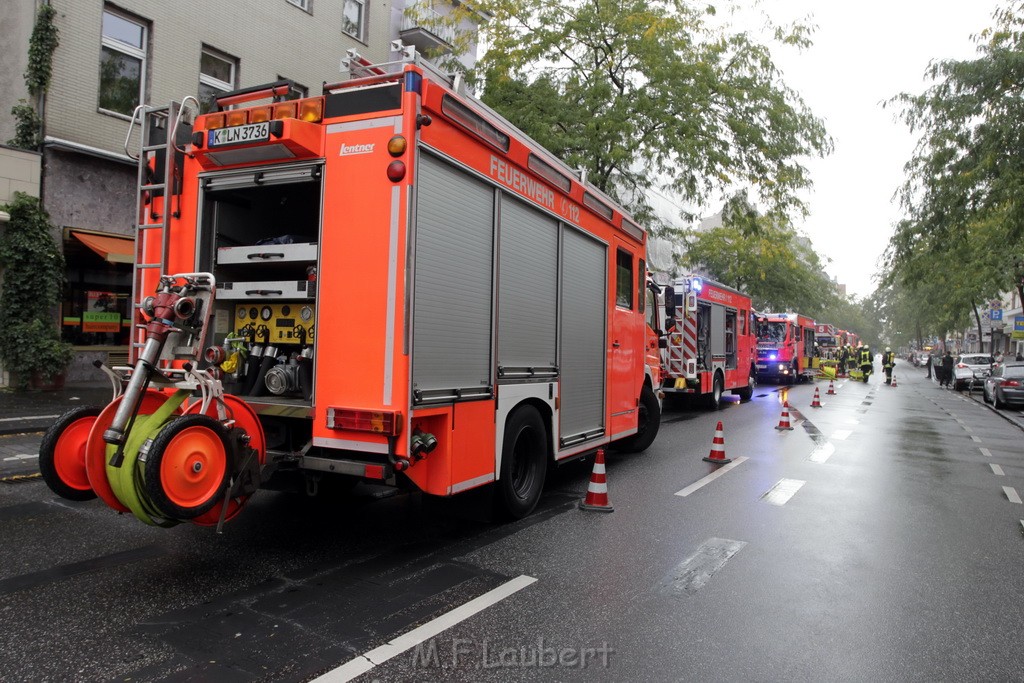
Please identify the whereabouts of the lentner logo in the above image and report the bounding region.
[339,143,375,156]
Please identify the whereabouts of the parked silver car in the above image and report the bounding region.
[953,354,993,390]
[983,363,1024,408]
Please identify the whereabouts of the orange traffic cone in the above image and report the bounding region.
[775,401,795,431]
[891,372,897,388]
[826,380,836,395]
[810,387,823,408]
[703,421,732,464]
[579,448,613,512]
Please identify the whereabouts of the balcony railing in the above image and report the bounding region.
[400,4,457,54]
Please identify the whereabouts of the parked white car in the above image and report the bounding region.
[953,354,993,390]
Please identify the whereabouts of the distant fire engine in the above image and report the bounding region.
[755,312,817,383]
[660,276,757,406]
[38,46,661,528]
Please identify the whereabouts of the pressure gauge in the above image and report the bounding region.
[281,305,291,316]
[261,306,273,321]
[249,306,258,320]
[300,306,313,322]
[237,308,247,320]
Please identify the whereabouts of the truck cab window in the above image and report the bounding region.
[615,249,633,309]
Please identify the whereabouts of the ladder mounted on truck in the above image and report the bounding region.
[123,98,198,364]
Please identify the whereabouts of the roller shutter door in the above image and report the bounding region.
[412,153,495,402]
[559,228,606,442]
[497,194,558,378]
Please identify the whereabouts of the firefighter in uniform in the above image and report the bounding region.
[839,345,849,377]
[859,344,873,383]
[882,346,896,385]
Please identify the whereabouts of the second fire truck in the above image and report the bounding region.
[755,312,817,383]
[660,276,757,406]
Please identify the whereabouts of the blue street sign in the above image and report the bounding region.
[991,308,1003,321]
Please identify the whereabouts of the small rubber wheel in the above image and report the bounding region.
[144,414,230,520]
[39,407,101,501]
[495,405,547,520]
[615,384,661,453]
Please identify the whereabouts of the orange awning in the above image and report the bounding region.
[71,231,134,264]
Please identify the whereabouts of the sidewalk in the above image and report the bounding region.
[0,382,114,435]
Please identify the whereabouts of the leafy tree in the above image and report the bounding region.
[885,2,1024,341]
[473,0,831,225]
[681,192,838,317]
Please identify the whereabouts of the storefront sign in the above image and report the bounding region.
[1013,315,1024,340]
[83,291,122,332]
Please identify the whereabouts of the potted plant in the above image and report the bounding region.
[0,192,74,390]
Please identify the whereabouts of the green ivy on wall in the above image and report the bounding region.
[8,4,59,150]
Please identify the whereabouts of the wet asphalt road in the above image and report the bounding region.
[2,361,1024,681]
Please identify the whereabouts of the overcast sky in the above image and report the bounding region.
[739,0,1004,298]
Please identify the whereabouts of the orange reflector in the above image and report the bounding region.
[205,113,226,130]
[273,102,298,120]
[364,464,385,479]
[299,97,324,122]
[327,408,402,436]
[387,160,406,182]
[387,135,407,156]
[226,110,247,127]
[249,106,272,123]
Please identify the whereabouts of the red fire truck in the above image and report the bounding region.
[755,312,817,383]
[38,48,661,527]
[660,276,757,406]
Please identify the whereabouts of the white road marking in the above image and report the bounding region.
[980,448,993,457]
[2,454,37,462]
[831,430,852,441]
[971,436,983,443]
[761,479,806,506]
[845,419,860,425]
[675,457,749,497]
[808,442,835,464]
[1004,487,1022,504]
[963,425,973,433]
[990,464,1005,476]
[0,414,59,423]
[312,575,538,682]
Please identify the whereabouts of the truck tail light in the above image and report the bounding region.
[299,97,324,122]
[226,109,248,127]
[273,102,298,120]
[387,160,406,182]
[327,408,402,436]
[249,106,272,123]
[205,113,226,130]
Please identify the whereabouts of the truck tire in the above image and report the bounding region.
[615,384,661,453]
[495,405,547,520]
[705,371,724,409]
[734,366,755,402]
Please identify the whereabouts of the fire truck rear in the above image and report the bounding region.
[38,47,661,528]
[755,312,817,384]
[660,276,757,407]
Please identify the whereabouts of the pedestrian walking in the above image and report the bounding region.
[925,353,932,379]
[940,351,954,387]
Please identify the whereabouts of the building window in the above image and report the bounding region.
[286,0,310,10]
[198,47,238,113]
[342,0,365,40]
[279,78,308,101]
[99,8,147,116]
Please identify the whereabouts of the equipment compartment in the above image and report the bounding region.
[217,242,318,265]
[216,279,315,300]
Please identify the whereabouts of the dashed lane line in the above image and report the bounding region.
[831,430,852,441]
[312,575,538,682]
[1004,487,1022,504]
[674,457,749,498]
[972,436,983,443]
[991,464,1006,476]
[980,447,993,457]
[0,414,59,423]
[808,442,835,464]
[760,478,806,506]
[2,454,37,462]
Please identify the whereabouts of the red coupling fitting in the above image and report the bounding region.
[393,457,412,472]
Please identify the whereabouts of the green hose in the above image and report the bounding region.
[105,390,189,527]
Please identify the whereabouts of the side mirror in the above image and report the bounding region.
[664,285,676,321]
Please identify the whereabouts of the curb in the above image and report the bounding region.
[963,389,1024,432]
